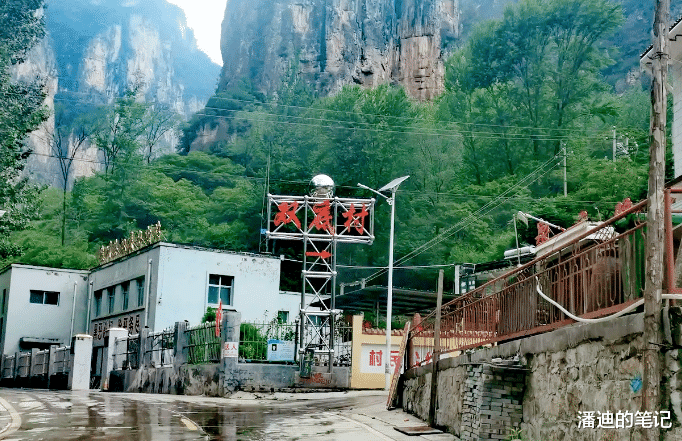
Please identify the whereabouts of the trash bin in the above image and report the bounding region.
[300,347,315,378]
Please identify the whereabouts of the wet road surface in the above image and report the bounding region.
[0,389,453,441]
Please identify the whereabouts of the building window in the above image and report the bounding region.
[137,277,145,307]
[29,290,60,305]
[121,282,129,310]
[94,290,102,316]
[1,288,5,315]
[107,288,115,314]
[207,274,233,306]
[277,311,289,323]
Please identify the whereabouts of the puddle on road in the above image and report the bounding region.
[5,390,381,441]
[176,396,375,440]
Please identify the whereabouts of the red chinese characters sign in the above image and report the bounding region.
[273,201,301,229]
[342,203,369,234]
[361,344,401,374]
[309,200,333,234]
[267,196,375,244]
[535,222,550,245]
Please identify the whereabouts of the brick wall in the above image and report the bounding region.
[460,364,525,440]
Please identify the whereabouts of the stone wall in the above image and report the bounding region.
[402,312,682,441]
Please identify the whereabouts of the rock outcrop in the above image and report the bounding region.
[19,0,220,187]
[219,0,461,101]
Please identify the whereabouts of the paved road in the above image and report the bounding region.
[0,389,456,440]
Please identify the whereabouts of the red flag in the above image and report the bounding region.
[215,299,223,337]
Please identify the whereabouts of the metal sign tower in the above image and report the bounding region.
[267,175,374,370]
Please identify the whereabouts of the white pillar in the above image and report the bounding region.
[69,334,93,390]
[101,328,128,391]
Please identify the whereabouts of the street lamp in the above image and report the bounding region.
[358,175,409,390]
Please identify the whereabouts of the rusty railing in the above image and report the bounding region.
[409,200,648,367]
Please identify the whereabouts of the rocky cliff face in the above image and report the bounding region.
[218,0,679,101]
[20,0,220,187]
[219,0,461,101]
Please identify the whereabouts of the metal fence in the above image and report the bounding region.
[409,200,647,367]
[146,328,174,367]
[114,334,140,370]
[1,354,14,379]
[16,352,30,378]
[239,320,297,362]
[185,322,221,365]
[52,347,71,374]
[240,320,353,365]
[32,349,49,376]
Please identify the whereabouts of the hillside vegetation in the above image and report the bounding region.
[2,0,662,293]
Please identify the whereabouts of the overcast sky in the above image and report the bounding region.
[166,0,226,65]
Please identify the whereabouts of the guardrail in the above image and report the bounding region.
[146,328,174,367]
[0,345,73,387]
[114,334,140,370]
[409,200,647,367]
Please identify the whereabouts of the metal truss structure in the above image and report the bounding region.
[267,194,375,369]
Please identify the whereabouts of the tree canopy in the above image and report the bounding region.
[0,0,48,258]
[1,0,656,295]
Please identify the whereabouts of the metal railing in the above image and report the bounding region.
[409,200,647,367]
[114,334,140,370]
[186,322,221,364]
[239,321,297,362]
[32,350,49,376]
[52,347,71,374]
[16,352,30,378]
[146,328,174,367]
[239,320,353,365]
[1,354,14,379]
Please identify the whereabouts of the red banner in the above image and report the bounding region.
[215,299,223,337]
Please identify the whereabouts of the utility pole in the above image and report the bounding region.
[613,126,617,161]
[643,1,668,439]
[562,144,567,197]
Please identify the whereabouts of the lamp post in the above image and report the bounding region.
[358,175,409,390]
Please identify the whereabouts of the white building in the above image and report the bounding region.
[0,264,90,355]
[1,243,314,362]
[88,242,287,348]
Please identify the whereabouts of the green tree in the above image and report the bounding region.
[0,0,49,258]
[91,88,148,174]
[443,0,624,177]
[46,103,90,246]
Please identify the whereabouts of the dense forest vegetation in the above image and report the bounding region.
[1,0,662,293]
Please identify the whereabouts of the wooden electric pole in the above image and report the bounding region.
[643,1,669,439]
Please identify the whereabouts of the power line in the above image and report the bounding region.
[0,81,648,140]
[347,154,564,287]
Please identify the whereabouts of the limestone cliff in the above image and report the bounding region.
[20,0,220,187]
[219,0,461,101]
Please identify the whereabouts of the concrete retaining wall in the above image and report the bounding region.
[111,363,350,395]
[402,312,682,441]
[106,311,351,396]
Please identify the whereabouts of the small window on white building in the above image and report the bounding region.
[29,290,60,305]
[136,277,145,307]
[94,290,102,316]
[107,288,115,314]
[121,281,130,310]
[207,274,233,306]
[277,311,289,323]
